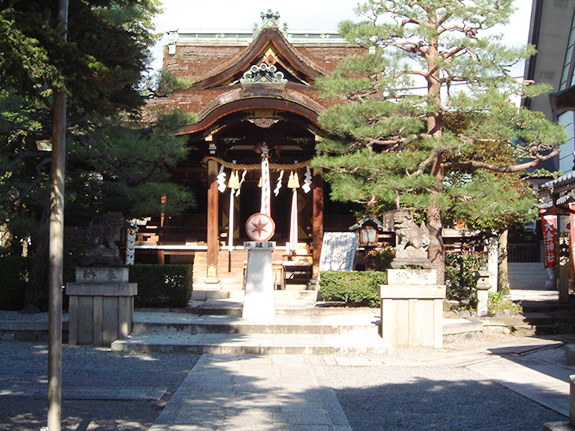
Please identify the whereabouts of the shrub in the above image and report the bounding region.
[319,270,387,307]
[130,264,193,308]
[488,290,522,315]
[444,252,483,306]
[0,256,33,310]
[365,245,395,271]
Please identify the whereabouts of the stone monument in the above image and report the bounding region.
[67,212,137,346]
[380,209,445,348]
[242,213,276,319]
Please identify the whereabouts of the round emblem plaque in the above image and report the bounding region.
[246,213,275,242]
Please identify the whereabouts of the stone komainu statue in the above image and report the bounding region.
[391,209,432,268]
[393,210,430,254]
[85,212,123,250]
[82,212,125,266]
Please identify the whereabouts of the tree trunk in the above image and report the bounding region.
[426,30,445,285]
[498,230,510,295]
[427,204,445,285]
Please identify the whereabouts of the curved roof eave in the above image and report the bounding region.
[190,28,326,90]
[179,96,323,136]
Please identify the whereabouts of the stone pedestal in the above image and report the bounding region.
[67,267,137,346]
[380,269,445,349]
[474,270,493,317]
[543,375,575,430]
[243,242,276,319]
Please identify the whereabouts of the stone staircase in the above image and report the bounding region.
[479,312,560,336]
[508,262,548,290]
[111,302,391,355]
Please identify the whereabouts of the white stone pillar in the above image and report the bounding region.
[243,241,276,319]
[487,236,499,292]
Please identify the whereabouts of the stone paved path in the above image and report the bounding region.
[150,354,352,431]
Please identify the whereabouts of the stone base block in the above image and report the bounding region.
[387,269,437,285]
[68,268,137,346]
[381,269,445,349]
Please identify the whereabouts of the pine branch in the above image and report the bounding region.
[443,147,561,173]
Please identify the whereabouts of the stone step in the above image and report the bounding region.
[443,318,483,344]
[191,289,317,302]
[112,315,484,355]
[478,312,560,336]
[131,314,379,336]
[111,332,392,355]
[479,312,555,327]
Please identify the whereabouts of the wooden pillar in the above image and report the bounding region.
[312,167,324,278]
[206,160,220,283]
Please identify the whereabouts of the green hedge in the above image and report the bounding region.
[319,270,387,307]
[0,256,33,310]
[130,264,193,308]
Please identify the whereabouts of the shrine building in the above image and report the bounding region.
[137,11,365,291]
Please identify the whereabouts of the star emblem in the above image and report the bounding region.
[250,218,269,239]
[246,213,275,241]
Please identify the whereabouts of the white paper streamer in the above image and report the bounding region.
[274,170,284,196]
[235,170,247,197]
[217,165,227,192]
[302,166,312,193]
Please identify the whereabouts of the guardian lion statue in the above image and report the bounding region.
[391,209,432,268]
[82,212,124,266]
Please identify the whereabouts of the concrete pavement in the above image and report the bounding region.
[147,335,572,430]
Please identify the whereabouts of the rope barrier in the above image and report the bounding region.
[202,156,311,171]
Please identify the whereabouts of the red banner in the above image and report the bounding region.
[542,210,557,269]
[570,203,575,272]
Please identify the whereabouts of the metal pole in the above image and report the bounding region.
[47,1,68,430]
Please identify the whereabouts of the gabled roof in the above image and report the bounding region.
[349,216,385,231]
[190,27,328,90]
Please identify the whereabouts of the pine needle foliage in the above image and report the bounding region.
[313,0,567,282]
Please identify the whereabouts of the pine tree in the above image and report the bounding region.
[0,0,197,307]
[314,0,566,283]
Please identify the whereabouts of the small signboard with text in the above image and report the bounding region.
[319,232,359,272]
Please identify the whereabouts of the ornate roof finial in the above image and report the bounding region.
[260,9,280,29]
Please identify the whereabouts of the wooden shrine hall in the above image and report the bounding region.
[138,11,364,288]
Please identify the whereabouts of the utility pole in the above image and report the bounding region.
[47,0,68,429]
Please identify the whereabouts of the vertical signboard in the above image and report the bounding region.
[570,203,575,272]
[541,210,557,269]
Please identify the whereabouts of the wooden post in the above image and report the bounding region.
[206,159,220,283]
[312,167,323,278]
[158,194,167,264]
[48,1,68,430]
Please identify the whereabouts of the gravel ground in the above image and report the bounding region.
[0,341,199,431]
[322,334,570,431]
[324,363,565,431]
[0,314,570,431]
